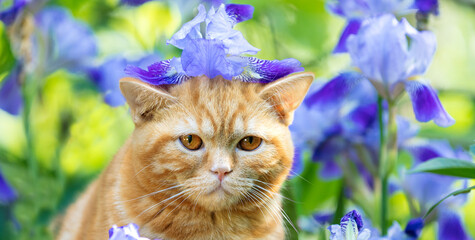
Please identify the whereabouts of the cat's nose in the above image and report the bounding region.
[211,167,232,182]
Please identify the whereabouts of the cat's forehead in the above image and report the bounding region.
[166,77,274,140]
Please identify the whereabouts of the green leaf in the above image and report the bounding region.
[470,144,475,156]
[407,157,475,179]
[0,23,15,79]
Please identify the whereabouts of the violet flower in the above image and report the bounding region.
[88,55,160,107]
[0,169,17,205]
[437,210,471,240]
[314,15,453,127]
[120,0,153,6]
[0,0,28,25]
[328,210,372,240]
[384,218,424,240]
[326,0,414,53]
[414,0,438,15]
[109,223,160,240]
[0,64,23,115]
[33,7,97,76]
[120,0,225,7]
[125,4,303,84]
[402,140,472,239]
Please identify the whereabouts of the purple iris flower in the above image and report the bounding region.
[328,210,372,240]
[125,4,303,84]
[318,15,453,127]
[33,7,97,76]
[120,0,153,6]
[402,140,472,239]
[384,218,424,240]
[0,0,28,25]
[88,55,160,107]
[109,223,161,240]
[0,169,17,205]
[120,0,226,7]
[326,0,414,53]
[0,64,23,115]
[437,210,471,240]
[403,140,471,209]
[414,0,438,15]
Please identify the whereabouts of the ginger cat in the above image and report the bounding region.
[57,72,314,240]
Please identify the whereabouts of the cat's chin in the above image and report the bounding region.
[193,186,242,211]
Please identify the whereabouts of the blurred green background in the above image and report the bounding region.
[0,0,475,239]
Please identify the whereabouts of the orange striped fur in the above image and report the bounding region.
[57,73,314,240]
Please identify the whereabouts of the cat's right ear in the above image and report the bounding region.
[119,77,177,125]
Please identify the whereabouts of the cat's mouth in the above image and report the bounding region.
[208,183,232,196]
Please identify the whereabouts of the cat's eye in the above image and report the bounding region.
[179,134,203,150]
[238,136,262,151]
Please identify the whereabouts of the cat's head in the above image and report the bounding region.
[120,73,313,211]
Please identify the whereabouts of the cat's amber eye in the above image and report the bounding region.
[179,134,203,150]
[238,136,262,151]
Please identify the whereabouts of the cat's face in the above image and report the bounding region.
[121,74,313,211]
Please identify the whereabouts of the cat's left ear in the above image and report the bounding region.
[258,72,314,125]
[120,77,177,125]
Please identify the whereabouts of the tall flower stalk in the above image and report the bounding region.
[378,97,398,235]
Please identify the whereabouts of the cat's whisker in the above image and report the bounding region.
[192,187,205,213]
[162,190,194,220]
[235,176,280,188]
[137,189,190,218]
[243,191,267,218]
[121,184,183,203]
[252,184,297,203]
[252,187,298,234]
[134,162,155,177]
[151,190,190,219]
[283,166,312,184]
[249,189,281,226]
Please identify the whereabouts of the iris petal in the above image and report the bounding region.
[340,210,364,238]
[167,4,206,50]
[181,39,246,80]
[326,0,371,19]
[415,0,439,15]
[234,57,303,83]
[404,80,454,127]
[319,161,343,180]
[438,211,471,240]
[404,218,424,238]
[347,15,408,86]
[225,4,254,24]
[0,169,17,205]
[89,55,161,106]
[34,7,97,75]
[206,4,259,55]
[289,147,303,178]
[120,0,153,6]
[401,18,437,78]
[0,65,23,115]
[305,71,364,109]
[124,58,190,85]
[333,20,361,53]
[0,0,27,25]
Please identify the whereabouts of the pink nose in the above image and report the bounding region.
[211,168,232,182]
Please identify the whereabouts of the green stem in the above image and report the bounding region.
[21,76,37,179]
[331,180,346,224]
[378,97,398,236]
[377,97,387,235]
[424,185,475,219]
